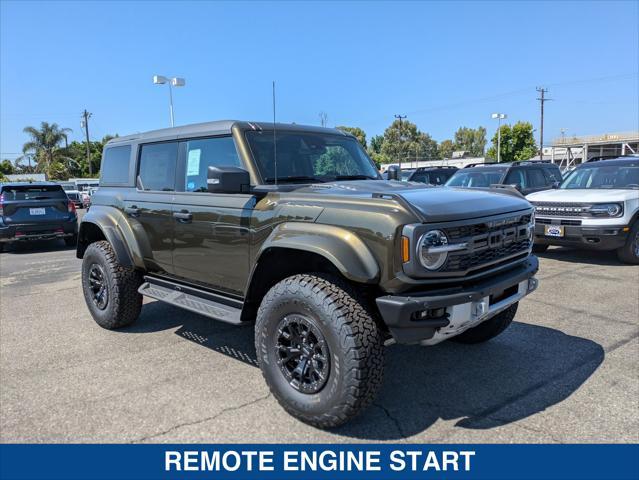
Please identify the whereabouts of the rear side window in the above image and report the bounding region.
[0,185,66,200]
[527,169,547,188]
[101,145,131,184]
[138,142,178,191]
[504,169,527,188]
[183,137,241,192]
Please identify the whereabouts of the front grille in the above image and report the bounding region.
[441,213,532,274]
[536,218,582,226]
[533,202,587,217]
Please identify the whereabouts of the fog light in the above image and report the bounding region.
[527,277,539,292]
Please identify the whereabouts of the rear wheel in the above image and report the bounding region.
[81,240,142,329]
[616,222,639,264]
[532,244,549,253]
[451,303,518,344]
[255,273,385,428]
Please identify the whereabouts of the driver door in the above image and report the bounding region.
[170,136,253,296]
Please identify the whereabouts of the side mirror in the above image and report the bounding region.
[552,181,560,189]
[387,165,400,181]
[207,166,250,194]
[511,183,523,192]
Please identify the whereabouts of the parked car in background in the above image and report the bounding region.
[0,182,78,251]
[527,156,639,263]
[406,166,458,185]
[81,191,91,209]
[399,168,416,181]
[60,182,83,208]
[445,162,562,195]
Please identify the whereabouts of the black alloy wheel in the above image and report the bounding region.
[88,263,109,310]
[275,314,330,394]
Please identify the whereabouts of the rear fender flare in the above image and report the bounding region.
[77,206,146,268]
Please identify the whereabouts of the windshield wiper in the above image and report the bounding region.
[332,175,378,181]
[264,175,325,184]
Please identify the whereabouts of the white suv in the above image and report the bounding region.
[527,157,639,264]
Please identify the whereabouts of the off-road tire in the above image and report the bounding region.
[451,302,518,344]
[64,234,78,247]
[532,244,549,253]
[82,240,142,329]
[255,273,385,428]
[616,221,639,265]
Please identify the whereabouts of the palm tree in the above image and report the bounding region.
[21,122,72,179]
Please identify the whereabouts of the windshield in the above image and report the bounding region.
[445,169,505,188]
[561,163,639,189]
[400,170,415,181]
[246,131,379,183]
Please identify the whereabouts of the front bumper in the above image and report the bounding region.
[534,222,628,250]
[0,219,78,243]
[376,256,539,344]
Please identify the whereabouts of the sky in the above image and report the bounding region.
[1,0,638,161]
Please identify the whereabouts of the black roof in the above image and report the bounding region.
[0,181,61,187]
[463,161,559,170]
[414,166,458,171]
[579,157,639,168]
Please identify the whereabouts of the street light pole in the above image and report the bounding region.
[491,113,507,162]
[153,75,186,127]
[394,114,407,170]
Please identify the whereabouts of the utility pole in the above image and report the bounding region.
[536,87,550,159]
[81,110,92,176]
[394,114,407,169]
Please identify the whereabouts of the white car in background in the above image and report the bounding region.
[527,156,639,264]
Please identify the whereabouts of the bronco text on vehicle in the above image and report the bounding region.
[77,121,539,427]
[527,157,639,264]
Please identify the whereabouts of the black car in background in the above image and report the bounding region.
[406,166,458,185]
[445,161,562,195]
[0,182,78,251]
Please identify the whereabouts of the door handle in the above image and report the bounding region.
[173,210,193,223]
[124,206,140,217]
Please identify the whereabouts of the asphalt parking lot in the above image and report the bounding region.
[1,228,637,443]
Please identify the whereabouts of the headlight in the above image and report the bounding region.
[418,230,449,270]
[588,203,623,217]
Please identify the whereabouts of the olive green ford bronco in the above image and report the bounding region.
[78,121,539,427]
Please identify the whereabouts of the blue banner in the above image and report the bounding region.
[1,444,637,480]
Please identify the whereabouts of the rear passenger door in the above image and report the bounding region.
[124,141,178,274]
[170,136,252,296]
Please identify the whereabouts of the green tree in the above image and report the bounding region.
[486,121,537,162]
[21,122,73,179]
[336,126,367,148]
[369,135,384,154]
[381,119,438,166]
[0,159,15,176]
[453,126,487,157]
[438,139,455,159]
[63,140,105,177]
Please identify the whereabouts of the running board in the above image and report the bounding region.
[138,280,243,325]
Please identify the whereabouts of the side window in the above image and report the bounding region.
[183,137,241,192]
[527,169,547,188]
[544,167,561,183]
[410,173,429,183]
[101,145,131,185]
[138,142,178,191]
[504,168,526,188]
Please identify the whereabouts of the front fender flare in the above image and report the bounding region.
[256,222,380,284]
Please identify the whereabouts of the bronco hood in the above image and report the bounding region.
[293,180,533,223]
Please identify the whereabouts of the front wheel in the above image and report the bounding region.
[81,241,142,329]
[450,302,518,344]
[616,222,639,264]
[255,273,385,428]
